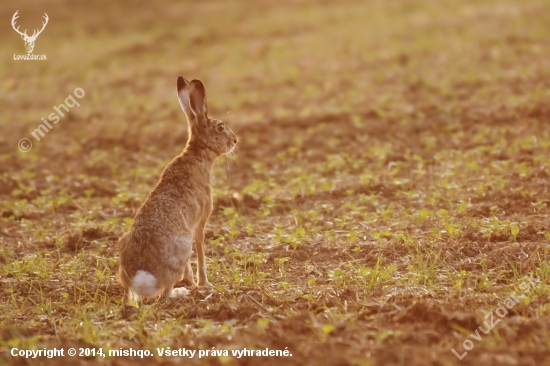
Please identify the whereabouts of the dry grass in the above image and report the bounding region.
[1,0,550,365]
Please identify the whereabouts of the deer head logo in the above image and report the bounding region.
[11,11,49,54]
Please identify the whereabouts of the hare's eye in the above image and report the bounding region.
[216,124,225,133]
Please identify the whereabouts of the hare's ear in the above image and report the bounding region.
[189,79,208,121]
[177,76,193,120]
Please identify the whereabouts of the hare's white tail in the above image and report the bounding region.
[132,270,162,297]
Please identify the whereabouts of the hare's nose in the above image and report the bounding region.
[233,138,237,144]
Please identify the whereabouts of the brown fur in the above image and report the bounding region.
[118,77,237,303]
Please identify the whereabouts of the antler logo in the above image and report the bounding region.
[11,11,49,54]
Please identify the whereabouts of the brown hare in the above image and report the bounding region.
[118,76,237,304]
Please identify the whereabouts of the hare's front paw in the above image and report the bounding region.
[198,278,212,287]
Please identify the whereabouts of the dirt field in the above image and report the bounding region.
[1,0,550,365]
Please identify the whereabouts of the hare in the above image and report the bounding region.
[118,76,237,304]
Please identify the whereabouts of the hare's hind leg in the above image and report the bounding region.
[161,284,173,300]
[181,259,196,286]
[194,222,211,287]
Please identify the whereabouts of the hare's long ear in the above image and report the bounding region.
[189,79,208,122]
[177,76,193,120]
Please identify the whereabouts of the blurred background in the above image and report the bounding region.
[2,0,549,155]
[1,1,550,364]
